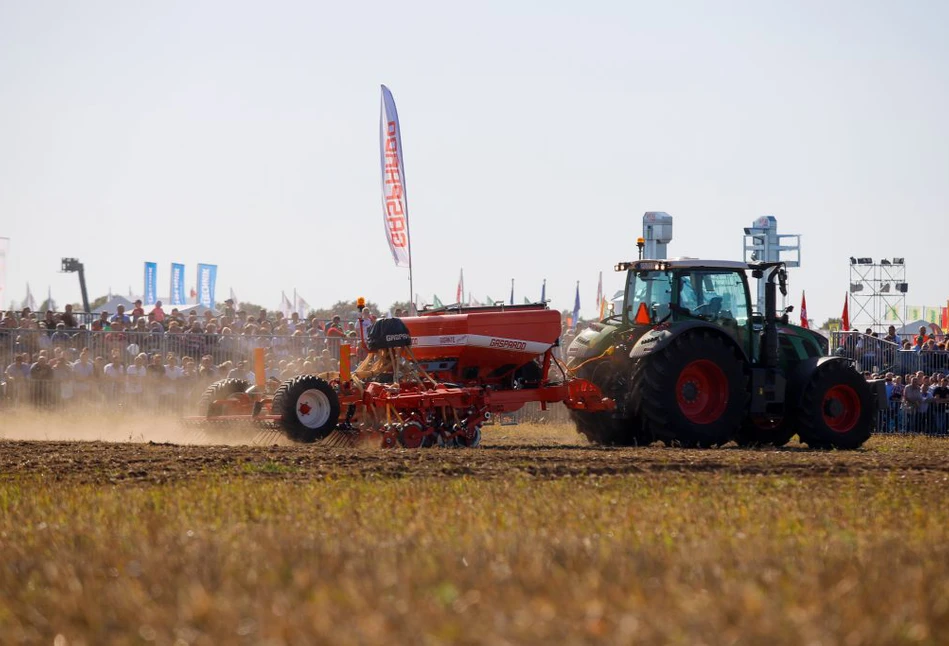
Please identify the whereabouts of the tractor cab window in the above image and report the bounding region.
[674,270,749,326]
[625,270,674,323]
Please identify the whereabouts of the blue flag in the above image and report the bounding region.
[144,262,158,305]
[170,263,185,306]
[572,282,580,330]
[197,263,217,308]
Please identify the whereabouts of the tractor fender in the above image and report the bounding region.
[784,356,884,412]
[629,321,749,363]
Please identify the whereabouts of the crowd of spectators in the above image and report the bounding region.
[0,300,397,411]
[868,369,949,435]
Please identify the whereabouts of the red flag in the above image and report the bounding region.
[456,268,464,304]
[841,293,850,331]
[800,292,808,329]
[941,306,948,331]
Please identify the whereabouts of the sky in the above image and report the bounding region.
[1,0,947,327]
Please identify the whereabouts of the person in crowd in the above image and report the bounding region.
[60,304,78,329]
[131,300,145,321]
[51,354,74,406]
[29,354,55,407]
[325,315,344,337]
[902,376,922,433]
[5,353,31,403]
[149,300,166,323]
[72,348,94,404]
[930,376,949,435]
[125,352,148,405]
[111,305,131,325]
[103,350,126,400]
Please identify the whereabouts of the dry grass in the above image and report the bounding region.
[1,428,948,645]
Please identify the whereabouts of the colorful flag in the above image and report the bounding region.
[572,282,581,330]
[229,288,239,309]
[595,271,602,318]
[380,85,411,268]
[907,305,922,321]
[884,305,899,321]
[0,237,8,310]
[925,307,940,324]
[294,290,310,318]
[540,279,546,303]
[943,304,949,330]
[800,291,808,329]
[468,292,481,307]
[456,269,464,304]
[196,264,217,309]
[280,291,293,317]
[599,297,607,320]
[433,295,444,308]
[841,293,850,330]
[144,262,158,305]
[170,263,186,306]
[25,282,36,311]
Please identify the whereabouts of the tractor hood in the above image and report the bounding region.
[566,322,639,364]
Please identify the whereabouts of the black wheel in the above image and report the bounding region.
[198,378,249,416]
[794,362,873,450]
[639,331,746,447]
[734,416,795,447]
[571,361,651,446]
[272,375,340,443]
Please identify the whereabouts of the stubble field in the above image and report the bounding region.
[1,417,948,645]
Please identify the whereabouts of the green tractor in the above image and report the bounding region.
[566,259,882,449]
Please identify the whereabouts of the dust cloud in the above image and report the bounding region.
[0,408,293,446]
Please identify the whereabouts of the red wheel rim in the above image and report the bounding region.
[675,360,729,424]
[822,385,861,433]
[400,423,424,448]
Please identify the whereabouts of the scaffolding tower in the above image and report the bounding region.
[848,258,907,332]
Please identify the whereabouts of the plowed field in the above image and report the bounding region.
[2,417,948,645]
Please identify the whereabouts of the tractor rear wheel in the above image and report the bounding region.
[734,416,795,447]
[198,378,250,416]
[794,362,872,450]
[272,375,340,443]
[640,331,746,447]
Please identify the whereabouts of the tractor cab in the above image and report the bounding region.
[620,260,755,358]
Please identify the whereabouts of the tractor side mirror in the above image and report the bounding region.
[778,268,788,297]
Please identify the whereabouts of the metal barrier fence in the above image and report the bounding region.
[874,400,949,436]
[0,330,358,415]
[830,331,949,375]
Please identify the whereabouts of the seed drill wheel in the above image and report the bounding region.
[794,361,873,450]
[734,416,795,448]
[198,378,250,416]
[272,375,340,443]
[398,421,427,448]
[455,424,482,448]
[640,331,746,447]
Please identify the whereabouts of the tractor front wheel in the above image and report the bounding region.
[272,375,340,443]
[640,331,746,448]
